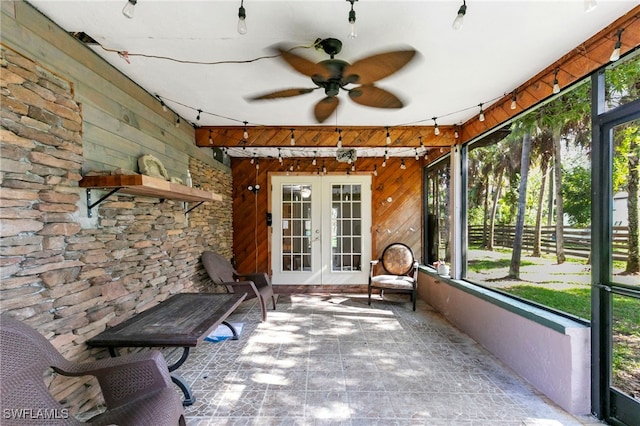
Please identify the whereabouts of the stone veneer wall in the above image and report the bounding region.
[0,46,232,415]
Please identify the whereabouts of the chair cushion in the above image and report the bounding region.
[381,243,414,275]
[370,274,415,290]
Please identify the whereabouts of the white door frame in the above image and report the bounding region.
[270,173,371,285]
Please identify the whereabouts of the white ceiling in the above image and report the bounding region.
[27,0,636,129]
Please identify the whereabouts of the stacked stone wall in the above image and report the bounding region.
[0,46,232,415]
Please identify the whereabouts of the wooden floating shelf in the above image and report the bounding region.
[79,174,221,217]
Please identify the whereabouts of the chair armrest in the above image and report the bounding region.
[56,350,174,409]
[223,280,260,298]
[234,272,271,288]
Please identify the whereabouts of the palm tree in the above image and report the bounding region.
[509,132,533,279]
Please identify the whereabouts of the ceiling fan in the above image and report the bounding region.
[248,38,417,123]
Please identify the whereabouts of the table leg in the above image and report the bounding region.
[165,347,197,406]
[171,374,196,406]
[222,321,240,340]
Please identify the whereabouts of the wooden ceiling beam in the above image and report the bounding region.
[195,126,457,149]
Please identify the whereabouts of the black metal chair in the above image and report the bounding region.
[368,242,418,311]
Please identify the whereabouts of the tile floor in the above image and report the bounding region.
[176,293,603,425]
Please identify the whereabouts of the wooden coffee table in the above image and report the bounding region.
[87,292,247,406]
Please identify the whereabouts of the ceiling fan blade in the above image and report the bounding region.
[348,85,404,109]
[344,50,417,85]
[277,48,331,81]
[248,88,316,101]
[314,97,339,123]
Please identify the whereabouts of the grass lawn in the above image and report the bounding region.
[503,285,640,399]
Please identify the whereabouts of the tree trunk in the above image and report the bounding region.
[625,134,639,274]
[552,127,566,264]
[509,133,532,278]
[482,175,490,249]
[532,160,548,257]
[488,168,504,251]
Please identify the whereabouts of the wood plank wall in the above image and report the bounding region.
[231,156,425,276]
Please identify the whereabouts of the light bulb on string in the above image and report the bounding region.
[552,69,560,94]
[452,0,466,30]
[385,127,391,144]
[432,117,440,136]
[373,165,378,176]
[250,155,255,164]
[322,161,327,174]
[237,0,247,35]
[347,0,357,39]
[415,149,419,161]
[175,116,180,128]
[454,127,459,139]
[312,152,317,166]
[290,129,295,146]
[337,129,343,148]
[208,130,213,145]
[122,0,136,19]
[243,121,249,140]
[478,104,485,122]
[278,148,283,164]
[510,90,517,110]
[610,29,624,62]
[400,159,406,170]
[196,109,202,121]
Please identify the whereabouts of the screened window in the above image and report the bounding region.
[425,158,450,266]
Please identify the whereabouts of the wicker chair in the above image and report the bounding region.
[368,242,419,311]
[0,313,185,426]
[202,251,276,321]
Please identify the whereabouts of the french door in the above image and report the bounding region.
[271,174,371,285]
[591,74,639,424]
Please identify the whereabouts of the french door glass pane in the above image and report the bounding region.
[331,184,363,271]
[281,184,312,271]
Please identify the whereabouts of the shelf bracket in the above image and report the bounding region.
[86,187,122,218]
[185,201,205,215]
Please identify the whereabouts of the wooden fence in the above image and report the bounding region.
[468,225,630,261]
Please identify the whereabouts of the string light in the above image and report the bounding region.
[415,148,419,161]
[400,159,406,170]
[452,0,466,30]
[347,0,357,39]
[250,154,255,164]
[278,148,283,163]
[382,159,387,167]
[243,121,249,140]
[454,126,459,139]
[510,90,517,110]
[337,129,343,148]
[255,158,260,170]
[237,0,247,35]
[290,129,296,146]
[478,104,485,122]
[552,68,560,94]
[610,29,624,62]
[384,149,389,160]
[208,129,213,145]
[312,152,317,166]
[385,127,391,144]
[351,163,356,172]
[156,94,167,112]
[432,117,440,136]
[175,116,180,128]
[419,136,424,150]
[322,160,327,174]
[196,109,202,121]
[373,165,378,176]
[122,0,136,19]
